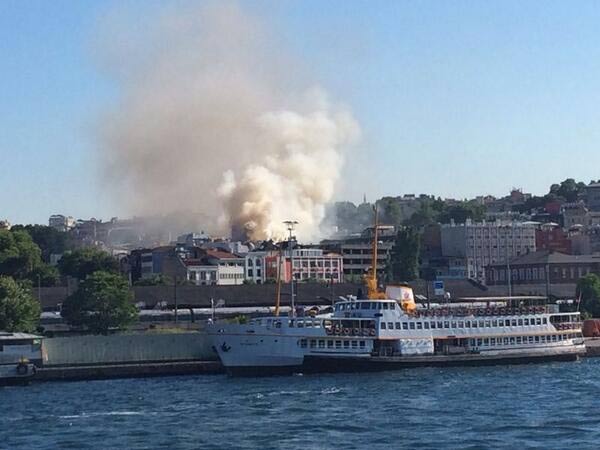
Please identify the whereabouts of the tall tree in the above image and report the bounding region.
[58,247,119,280]
[389,227,420,282]
[61,271,136,334]
[11,224,72,262]
[0,276,41,332]
[577,274,600,318]
[0,229,43,280]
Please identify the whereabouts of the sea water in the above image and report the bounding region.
[2,358,600,449]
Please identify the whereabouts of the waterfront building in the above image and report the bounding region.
[441,219,536,282]
[485,250,600,287]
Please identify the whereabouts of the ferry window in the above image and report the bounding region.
[483,338,489,346]
[359,341,366,348]
[444,321,450,329]
[299,339,307,348]
[535,336,540,343]
[536,318,542,325]
[437,321,443,329]
[289,320,294,327]
[492,320,498,327]
[504,319,510,327]
[490,337,496,345]
[381,322,387,329]
[371,303,377,310]
[361,303,369,310]
[430,322,436,329]
[351,341,358,348]
[343,341,350,348]
[479,320,484,328]
[472,321,478,328]
[390,303,397,311]
[503,338,509,345]
[424,322,430,329]
[552,335,557,342]
[477,338,482,346]
[410,322,416,330]
[465,321,470,328]
[541,336,545,343]
[417,322,423,330]
[403,323,409,330]
[306,321,313,328]
[383,303,389,310]
[485,320,491,328]
[524,318,529,326]
[518,319,523,326]
[469,339,475,346]
[543,318,547,324]
[395,322,401,330]
[388,322,394,330]
[510,337,515,345]
[310,340,317,348]
[528,336,534,343]
[297,321,304,328]
[327,340,334,348]
[458,321,464,328]
[516,337,522,344]
[335,340,342,348]
[451,321,457,328]
[511,319,517,327]
[275,321,282,329]
[318,340,325,348]
[377,303,383,310]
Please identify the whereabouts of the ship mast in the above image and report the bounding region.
[366,205,384,299]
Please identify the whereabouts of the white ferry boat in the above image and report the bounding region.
[208,214,585,376]
[208,289,585,376]
[0,332,41,385]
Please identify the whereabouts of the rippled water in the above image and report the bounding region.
[3,358,600,449]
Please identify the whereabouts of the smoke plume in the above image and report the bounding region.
[97,2,359,241]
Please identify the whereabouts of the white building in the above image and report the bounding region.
[441,220,537,281]
[185,250,245,286]
[244,248,343,284]
[49,214,75,232]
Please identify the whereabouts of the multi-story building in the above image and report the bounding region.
[535,223,571,254]
[186,249,245,286]
[586,183,600,211]
[49,214,75,232]
[485,250,600,287]
[441,219,536,282]
[320,225,395,281]
[244,248,343,284]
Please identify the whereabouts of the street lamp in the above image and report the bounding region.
[283,220,298,316]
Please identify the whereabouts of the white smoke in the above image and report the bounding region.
[96,2,359,241]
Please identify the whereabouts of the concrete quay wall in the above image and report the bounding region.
[43,332,217,366]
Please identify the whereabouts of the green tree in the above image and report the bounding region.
[58,247,119,280]
[0,229,43,279]
[11,225,72,262]
[0,276,41,332]
[389,227,420,282]
[61,271,136,334]
[576,274,600,318]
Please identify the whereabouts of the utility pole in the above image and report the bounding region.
[284,220,298,316]
[174,275,178,325]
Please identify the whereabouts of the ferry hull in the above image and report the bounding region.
[225,347,585,377]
